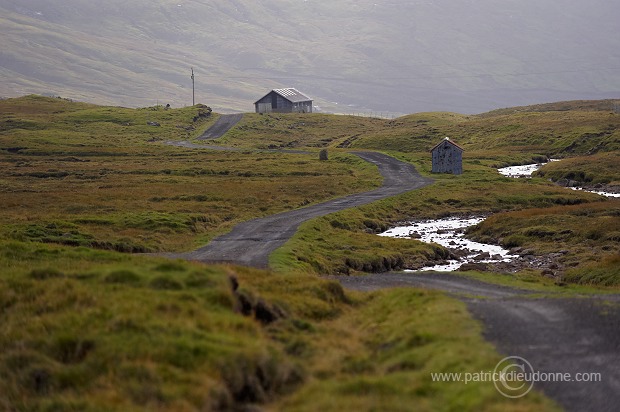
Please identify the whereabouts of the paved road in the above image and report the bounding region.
[197,113,244,140]
[337,272,620,412]
[173,152,433,267]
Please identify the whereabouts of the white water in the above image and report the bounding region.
[379,217,518,272]
[570,187,620,198]
[497,163,545,178]
[498,161,619,198]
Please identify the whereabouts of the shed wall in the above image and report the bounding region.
[431,141,463,174]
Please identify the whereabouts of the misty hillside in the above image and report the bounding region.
[1,0,619,113]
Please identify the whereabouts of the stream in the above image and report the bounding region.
[378,160,617,272]
[379,217,517,272]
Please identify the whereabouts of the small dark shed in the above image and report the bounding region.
[431,137,464,175]
[254,88,313,114]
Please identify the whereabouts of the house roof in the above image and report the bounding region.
[255,88,312,104]
[430,137,464,153]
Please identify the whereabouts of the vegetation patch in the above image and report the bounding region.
[2,241,549,411]
[534,152,620,186]
[1,96,618,410]
[274,161,603,276]
[467,201,620,285]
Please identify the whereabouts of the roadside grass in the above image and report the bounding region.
[272,287,559,412]
[270,208,450,275]
[430,270,620,296]
[213,113,389,150]
[0,239,556,411]
[0,149,378,252]
[0,240,326,411]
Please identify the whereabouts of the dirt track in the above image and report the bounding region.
[198,114,244,140]
[337,272,620,412]
[171,152,433,267]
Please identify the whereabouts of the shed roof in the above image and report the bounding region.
[430,137,464,153]
[255,88,312,104]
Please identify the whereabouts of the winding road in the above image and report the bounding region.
[165,114,433,267]
[169,113,620,411]
[337,272,620,412]
[178,151,433,267]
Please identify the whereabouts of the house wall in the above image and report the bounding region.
[431,141,463,174]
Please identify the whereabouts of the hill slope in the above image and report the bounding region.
[1,0,619,113]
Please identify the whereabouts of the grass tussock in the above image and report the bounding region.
[0,241,337,410]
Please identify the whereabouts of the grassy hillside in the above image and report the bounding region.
[220,101,620,166]
[2,95,618,281]
[0,95,571,410]
[1,0,619,113]
[0,96,380,253]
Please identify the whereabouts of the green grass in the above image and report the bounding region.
[272,288,558,412]
[467,202,620,285]
[0,240,556,411]
[0,96,380,252]
[1,96,619,410]
[534,152,620,185]
[221,105,620,160]
[273,158,606,277]
[0,241,315,410]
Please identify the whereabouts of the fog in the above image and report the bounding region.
[1,0,618,113]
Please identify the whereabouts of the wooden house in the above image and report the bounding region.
[254,88,313,114]
[431,137,464,175]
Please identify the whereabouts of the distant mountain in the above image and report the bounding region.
[1,0,619,113]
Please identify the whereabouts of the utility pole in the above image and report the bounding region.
[191,67,195,106]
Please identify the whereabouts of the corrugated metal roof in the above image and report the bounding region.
[255,88,312,104]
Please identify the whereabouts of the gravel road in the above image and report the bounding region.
[198,113,244,140]
[172,152,433,267]
[337,272,620,412]
[163,114,620,411]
